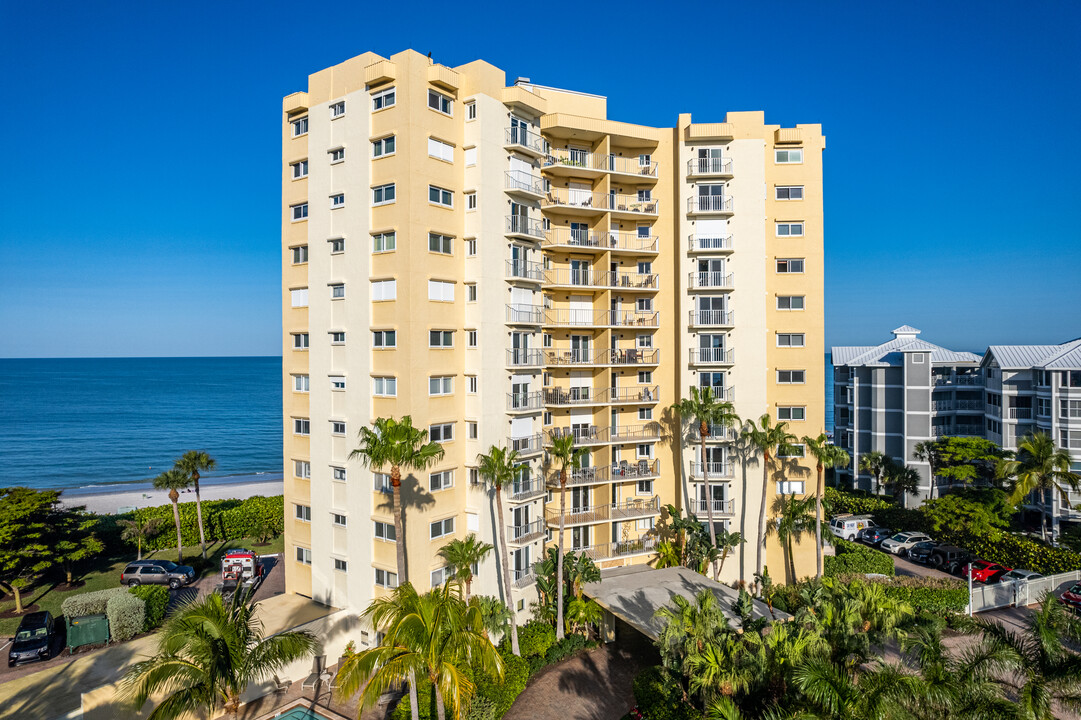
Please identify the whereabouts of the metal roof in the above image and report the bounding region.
[891,325,921,335]
[832,334,980,368]
[984,339,1081,370]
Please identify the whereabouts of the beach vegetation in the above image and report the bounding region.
[475,444,524,655]
[119,495,284,552]
[0,487,64,614]
[117,516,164,560]
[172,450,216,561]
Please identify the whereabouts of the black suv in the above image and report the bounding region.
[928,545,974,574]
[121,559,195,589]
[8,611,56,667]
[908,541,941,564]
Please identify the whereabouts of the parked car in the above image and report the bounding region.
[907,540,942,564]
[857,526,893,546]
[997,569,1043,584]
[120,559,195,589]
[829,515,875,541]
[880,532,933,557]
[8,611,56,667]
[962,560,1012,584]
[927,545,973,574]
[1060,583,1081,612]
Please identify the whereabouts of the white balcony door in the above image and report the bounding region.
[569,146,589,166]
[569,295,591,325]
[569,335,590,361]
[570,258,589,286]
[569,181,590,206]
[571,525,590,550]
[513,546,531,573]
[570,487,590,513]
[570,221,588,245]
[698,258,725,286]
[511,115,530,143]
[513,505,531,528]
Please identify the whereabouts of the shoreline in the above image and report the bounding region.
[59,474,284,515]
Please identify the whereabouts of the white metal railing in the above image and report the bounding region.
[691,424,738,442]
[507,391,544,411]
[543,268,606,287]
[506,348,543,367]
[689,195,734,213]
[687,157,733,175]
[547,496,660,524]
[542,309,659,328]
[506,304,544,324]
[691,462,735,478]
[512,567,536,588]
[506,215,545,239]
[506,126,544,154]
[689,498,735,516]
[508,480,546,502]
[508,434,544,455]
[505,170,544,195]
[689,309,733,326]
[688,235,733,252]
[508,519,546,543]
[1010,407,1034,419]
[580,535,658,561]
[542,385,659,406]
[609,194,659,215]
[506,259,544,282]
[543,188,606,211]
[551,460,661,488]
[691,386,734,404]
[689,347,734,365]
[543,149,593,170]
[689,271,735,290]
[601,154,658,177]
[934,372,984,386]
[542,227,658,253]
[610,272,659,290]
[608,310,659,327]
[542,347,660,367]
[546,424,660,445]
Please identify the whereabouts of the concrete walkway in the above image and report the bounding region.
[0,593,332,720]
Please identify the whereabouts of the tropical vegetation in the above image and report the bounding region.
[743,415,797,577]
[173,450,216,560]
[547,431,587,640]
[999,431,1081,542]
[802,434,849,579]
[475,444,525,655]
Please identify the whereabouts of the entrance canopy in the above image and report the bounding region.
[583,565,789,641]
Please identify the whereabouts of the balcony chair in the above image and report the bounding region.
[302,655,326,691]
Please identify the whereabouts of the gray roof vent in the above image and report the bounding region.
[514,76,531,86]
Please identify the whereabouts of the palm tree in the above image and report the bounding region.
[767,494,817,584]
[337,582,503,720]
[858,450,890,496]
[153,469,191,563]
[732,419,758,583]
[883,464,921,506]
[744,415,797,578]
[437,534,493,600]
[117,517,163,560]
[913,439,943,500]
[713,527,744,582]
[671,386,737,579]
[802,434,850,580]
[548,432,586,640]
[999,432,1081,543]
[120,590,315,719]
[351,416,446,583]
[793,659,923,719]
[565,551,600,601]
[476,445,523,656]
[173,450,215,560]
[654,588,731,674]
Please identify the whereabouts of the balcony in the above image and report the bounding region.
[546,496,660,526]
[543,309,659,329]
[609,194,659,218]
[688,498,735,517]
[543,347,660,368]
[689,347,735,366]
[546,423,661,447]
[690,462,735,478]
[543,268,609,289]
[508,434,544,457]
[505,126,545,157]
[601,154,658,179]
[506,215,545,240]
[543,385,659,407]
[506,304,544,326]
[689,271,735,290]
[688,234,733,253]
[580,535,658,561]
[1009,407,1034,420]
[505,170,544,200]
[609,310,659,328]
[688,195,734,215]
[957,399,984,411]
[542,149,603,178]
[506,348,543,368]
[506,259,544,283]
[507,391,544,412]
[609,272,659,291]
[689,423,738,442]
[933,372,984,387]
[933,425,984,438]
[511,567,536,588]
[542,188,607,216]
[687,157,734,177]
[508,480,546,503]
[689,309,734,327]
[507,519,546,545]
[543,227,659,254]
[549,460,660,489]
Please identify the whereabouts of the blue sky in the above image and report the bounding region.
[1,0,1078,357]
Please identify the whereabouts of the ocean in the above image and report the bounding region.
[0,357,283,492]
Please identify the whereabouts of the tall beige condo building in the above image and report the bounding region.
[281,49,824,619]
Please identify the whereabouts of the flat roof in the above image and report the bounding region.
[582,565,788,640]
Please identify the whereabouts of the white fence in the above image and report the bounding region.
[969,570,1081,613]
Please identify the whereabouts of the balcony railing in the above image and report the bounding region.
[543,149,594,170]
[688,195,734,214]
[543,347,660,367]
[543,268,607,288]
[505,126,545,154]
[543,309,659,328]
[542,188,606,211]
[610,272,659,290]
[546,496,660,525]
[505,170,544,196]
[689,309,733,326]
[579,535,658,561]
[507,391,544,411]
[543,385,659,406]
[689,271,735,290]
[609,194,659,215]
[546,423,661,446]
[511,567,536,588]
[601,154,658,177]
[542,227,659,253]
[508,519,546,544]
[508,480,546,502]
[689,347,735,365]
[934,425,984,438]
[689,498,736,516]
[506,214,545,239]
[1009,407,1034,420]
[690,423,738,442]
[691,462,735,478]
[506,304,544,325]
[550,460,661,488]
[609,310,659,327]
[957,399,984,411]
[687,157,733,176]
[506,259,544,282]
[688,234,733,252]
[506,348,543,368]
[933,372,984,387]
[508,434,544,456]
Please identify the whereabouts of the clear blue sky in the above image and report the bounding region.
[1,0,1078,358]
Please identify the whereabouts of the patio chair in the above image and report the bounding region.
[638,460,649,476]
[619,460,629,477]
[271,674,291,694]
[302,655,326,691]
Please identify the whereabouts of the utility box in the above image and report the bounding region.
[67,613,109,653]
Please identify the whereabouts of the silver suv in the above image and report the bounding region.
[121,560,195,590]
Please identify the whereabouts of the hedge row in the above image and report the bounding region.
[60,587,129,618]
[119,495,284,551]
[824,487,892,515]
[824,539,895,577]
[130,584,170,631]
[106,591,145,641]
[834,574,969,614]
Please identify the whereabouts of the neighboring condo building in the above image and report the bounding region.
[281,49,824,623]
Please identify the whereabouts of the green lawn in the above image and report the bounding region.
[0,535,285,636]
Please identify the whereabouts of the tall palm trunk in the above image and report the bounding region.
[495,486,521,655]
[739,461,749,583]
[434,681,446,720]
[193,470,207,560]
[756,451,770,578]
[815,462,824,579]
[390,464,407,584]
[699,422,718,580]
[556,471,567,640]
[169,488,183,563]
[408,669,420,720]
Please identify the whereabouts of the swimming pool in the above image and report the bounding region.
[272,708,331,720]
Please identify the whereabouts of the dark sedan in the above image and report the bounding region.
[857,527,893,547]
[907,540,941,564]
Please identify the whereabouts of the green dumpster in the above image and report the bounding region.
[67,613,109,653]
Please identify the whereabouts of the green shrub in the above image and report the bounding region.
[871,507,930,534]
[60,587,129,618]
[516,620,556,658]
[544,633,594,664]
[129,584,169,630]
[824,487,891,515]
[833,574,968,614]
[958,531,1081,575]
[824,539,894,577]
[464,696,497,720]
[120,495,285,551]
[632,666,702,720]
[389,681,436,720]
[106,591,145,642]
[475,649,529,718]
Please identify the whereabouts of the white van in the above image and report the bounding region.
[829,514,874,541]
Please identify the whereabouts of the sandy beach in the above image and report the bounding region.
[60,477,284,515]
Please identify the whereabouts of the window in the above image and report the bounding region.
[637,189,651,202]
[777,480,806,494]
[291,245,308,264]
[638,371,653,383]
[912,353,925,364]
[776,186,803,200]
[429,185,453,207]
[466,284,477,302]
[775,148,803,164]
[374,473,392,493]
[637,334,653,349]
[429,330,454,347]
[428,89,453,115]
[291,117,308,137]
[373,183,396,205]
[324,284,344,301]
[776,258,805,273]
[777,406,806,421]
[375,568,398,588]
[294,460,310,478]
[372,87,396,110]
[330,331,345,344]
[375,521,396,542]
[291,159,308,179]
[290,288,308,308]
[293,418,310,435]
[466,330,478,347]
[468,421,478,439]
[332,467,347,482]
[636,297,653,312]
[427,138,454,162]
[637,478,653,495]
[430,470,454,492]
[430,516,455,539]
[292,333,309,350]
[293,374,310,392]
[431,566,454,587]
[465,239,477,256]
[639,153,652,168]
[372,136,396,158]
[331,421,346,436]
[777,295,804,310]
[776,222,804,237]
[777,333,805,347]
[329,237,345,253]
[429,376,453,396]
[295,504,312,522]
[291,203,308,221]
[373,330,396,348]
[467,376,478,394]
[1037,398,1051,417]
[333,558,348,572]
[465,147,477,166]
[373,376,397,397]
[428,233,453,254]
[429,423,454,442]
[637,444,653,459]
[329,147,345,163]
[330,100,345,118]
[372,279,397,301]
[637,517,655,531]
[465,101,476,120]
[777,370,806,384]
[296,547,312,565]
[466,192,477,210]
[428,281,455,302]
[1061,399,1081,418]
[638,407,653,421]
[372,232,395,253]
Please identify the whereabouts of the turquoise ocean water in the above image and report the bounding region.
[0,357,282,492]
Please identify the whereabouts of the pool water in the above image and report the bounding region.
[274,709,330,720]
